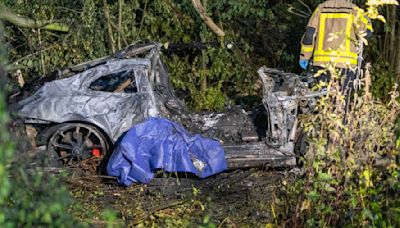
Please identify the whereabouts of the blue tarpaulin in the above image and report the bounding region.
[106,117,227,186]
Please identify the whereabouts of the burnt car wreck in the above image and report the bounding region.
[12,43,324,172]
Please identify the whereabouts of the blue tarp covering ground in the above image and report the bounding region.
[107,117,227,186]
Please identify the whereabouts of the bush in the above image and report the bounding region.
[277,67,400,227]
[0,22,81,228]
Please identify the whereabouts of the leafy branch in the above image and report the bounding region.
[0,9,69,32]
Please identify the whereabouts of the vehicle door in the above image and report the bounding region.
[79,61,158,141]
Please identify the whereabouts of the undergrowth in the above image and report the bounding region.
[0,21,82,227]
[275,1,400,226]
[277,66,400,227]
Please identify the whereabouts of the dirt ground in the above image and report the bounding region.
[11,124,297,227]
[66,168,294,227]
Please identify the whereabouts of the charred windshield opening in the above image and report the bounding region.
[89,70,137,93]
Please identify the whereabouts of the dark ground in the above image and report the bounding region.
[66,168,294,227]
[10,122,298,227]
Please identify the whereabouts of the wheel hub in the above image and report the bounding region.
[72,146,83,156]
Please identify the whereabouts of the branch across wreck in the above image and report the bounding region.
[191,0,225,37]
[0,9,69,32]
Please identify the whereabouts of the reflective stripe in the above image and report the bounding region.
[315,54,357,60]
[301,45,314,52]
[345,15,353,51]
[318,14,325,50]
[314,50,357,59]
[318,13,353,52]
[314,55,357,65]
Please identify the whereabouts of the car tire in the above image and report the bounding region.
[47,123,110,174]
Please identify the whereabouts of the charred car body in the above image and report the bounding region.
[12,43,324,170]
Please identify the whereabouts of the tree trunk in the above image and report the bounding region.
[103,0,116,53]
[38,29,46,75]
[389,6,397,69]
[384,6,390,61]
[135,0,148,42]
[395,37,400,84]
[200,0,208,92]
[118,0,123,50]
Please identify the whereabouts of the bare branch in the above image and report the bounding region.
[109,20,128,47]
[118,0,123,50]
[103,0,116,53]
[297,0,313,14]
[135,0,148,41]
[0,9,69,32]
[191,0,225,37]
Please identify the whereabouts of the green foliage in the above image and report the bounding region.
[0,20,15,226]
[3,0,397,110]
[0,21,81,227]
[198,215,216,228]
[101,209,121,228]
[277,69,400,226]
[167,46,254,111]
[366,36,397,101]
[3,0,312,110]
[3,169,80,227]
[370,60,396,101]
[275,1,400,225]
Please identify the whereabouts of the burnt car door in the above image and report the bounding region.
[78,60,158,141]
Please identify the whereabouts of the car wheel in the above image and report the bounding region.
[47,123,109,173]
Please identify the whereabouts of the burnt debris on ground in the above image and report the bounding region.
[66,168,296,226]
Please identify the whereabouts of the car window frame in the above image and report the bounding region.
[83,64,153,95]
[87,68,137,94]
